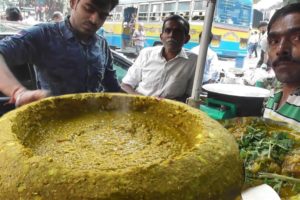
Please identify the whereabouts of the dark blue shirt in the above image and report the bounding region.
[0,18,120,95]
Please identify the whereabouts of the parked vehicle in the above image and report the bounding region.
[104,0,253,58]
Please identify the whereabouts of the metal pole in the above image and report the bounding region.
[187,0,217,108]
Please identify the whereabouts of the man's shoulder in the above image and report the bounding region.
[140,46,161,55]
[30,22,57,31]
[3,22,57,42]
[17,22,58,38]
[183,48,198,60]
[207,47,218,57]
[190,45,199,54]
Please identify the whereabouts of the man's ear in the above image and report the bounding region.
[184,35,190,44]
[160,33,163,41]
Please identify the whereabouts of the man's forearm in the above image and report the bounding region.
[0,54,26,97]
[120,83,141,95]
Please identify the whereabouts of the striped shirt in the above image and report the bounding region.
[263,87,300,131]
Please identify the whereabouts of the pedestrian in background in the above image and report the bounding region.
[247,31,259,58]
[256,21,268,67]
[132,22,145,55]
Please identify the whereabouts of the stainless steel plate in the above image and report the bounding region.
[203,83,270,98]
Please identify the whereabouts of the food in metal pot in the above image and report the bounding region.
[0,93,243,199]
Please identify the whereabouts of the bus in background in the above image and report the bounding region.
[103,0,253,59]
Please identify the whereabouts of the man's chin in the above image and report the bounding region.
[276,74,300,84]
[84,29,96,36]
[165,45,181,52]
[79,32,95,39]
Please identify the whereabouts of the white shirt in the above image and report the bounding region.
[248,33,259,44]
[132,30,145,47]
[190,45,220,83]
[263,87,300,131]
[260,33,268,52]
[122,46,198,99]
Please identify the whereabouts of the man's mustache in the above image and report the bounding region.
[83,21,97,30]
[272,56,300,67]
[165,39,178,45]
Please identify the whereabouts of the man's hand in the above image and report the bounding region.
[120,83,141,95]
[12,89,49,107]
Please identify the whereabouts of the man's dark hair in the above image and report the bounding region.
[258,21,268,29]
[162,14,190,35]
[268,2,300,33]
[6,7,22,21]
[91,0,119,11]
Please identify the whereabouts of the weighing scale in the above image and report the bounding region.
[200,84,271,120]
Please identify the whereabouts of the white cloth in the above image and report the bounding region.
[260,33,268,52]
[242,184,280,200]
[190,45,220,83]
[122,46,197,99]
[132,30,145,47]
[248,33,259,44]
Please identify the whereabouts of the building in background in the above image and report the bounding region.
[253,0,300,21]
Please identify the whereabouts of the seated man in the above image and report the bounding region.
[121,15,197,102]
[263,3,300,130]
[191,32,219,84]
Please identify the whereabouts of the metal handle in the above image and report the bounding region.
[187,0,217,108]
[0,97,10,102]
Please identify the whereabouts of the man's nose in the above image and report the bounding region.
[276,38,291,56]
[168,30,177,38]
[89,12,101,25]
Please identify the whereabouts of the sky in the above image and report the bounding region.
[253,0,283,10]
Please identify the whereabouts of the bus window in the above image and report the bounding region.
[193,0,208,10]
[214,0,252,27]
[103,0,252,59]
[138,4,149,21]
[149,3,161,22]
[192,11,205,21]
[177,1,190,21]
[192,0,207,21]
[162,2,176,20]
[106,15,113,21]
[113,5,123,21]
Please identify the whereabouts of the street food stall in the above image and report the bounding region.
[0,1,299,199]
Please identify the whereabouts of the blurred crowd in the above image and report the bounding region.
[1,5,64,24]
